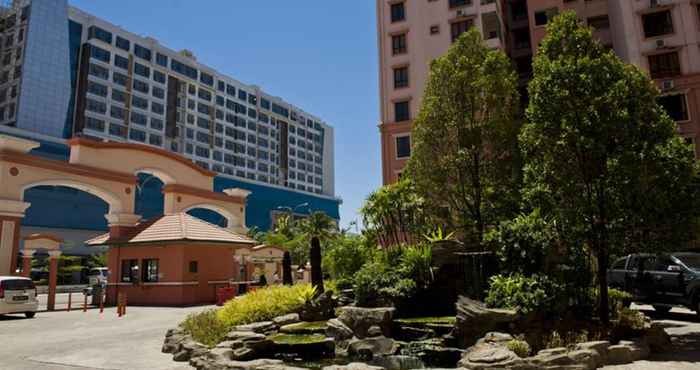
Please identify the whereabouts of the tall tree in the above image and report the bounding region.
[521,12,699,324]
[405,29,520,249]
[298,211,337,293]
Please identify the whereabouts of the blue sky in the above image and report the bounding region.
[70,1,381,230]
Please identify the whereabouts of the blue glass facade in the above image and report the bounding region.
[21,139,341,232]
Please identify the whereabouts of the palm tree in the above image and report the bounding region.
[298,211,337,293]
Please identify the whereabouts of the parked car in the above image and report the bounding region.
[0,276,38,318]
[608,252,700,316]
[87,267,109,286]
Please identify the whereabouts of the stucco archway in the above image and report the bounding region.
[21,179,125,214]
[184,203,237,228]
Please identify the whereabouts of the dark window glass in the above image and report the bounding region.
[153,70,166,84]
[114,54,129,70]
[649,52,681,79]
[390,2,405,23]
[112,89,127,103]
[587,15,610,30]
[115,36,130,51]
[109,123,127,138]
[112,71,128,86]
[217,81,225,92]
[156,53,168,67]
[226,84,236,96]
[658,94,689,122]
[152,86,165,99]
[134,63,150,78]
[90,45,111,63]
[88,26,112,44]
[394,101,410,122]
[89,63,110,80]
[149,134,162,146]
[238,89,247,101]
[87,81,108,97]
[129,128,147,142]
[534,8,558,26]
[171,59,198,80]
[643,10,673,38]
[189,261,198,273]
[392,34,407,55]
[120,259,138,282]
[449,0,471,8]
[396,135,411,158]
[134,44,152,61]
[198,88,212,101]
[261,98,270,110]
[451,19,473,42]
[142,259,159,282]
[200,72,214,86]
[132,79,149,94]
[394,66,409,88]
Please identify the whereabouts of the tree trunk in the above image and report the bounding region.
[282,251,293,285]
[597,248,610,325]
[310,237,324,293]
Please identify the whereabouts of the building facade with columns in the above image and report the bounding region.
[377,0,700,184]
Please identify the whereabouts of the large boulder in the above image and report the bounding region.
[347,336,399,359]
[458,332,529,370]
[221,330,275,360]
[369,355,425,370]
[337,307,396,338]
[643,322,671,353]
[300,290,337,321]
[401,338,464,368]
[279,321,328,335]
[235,321,278,334]
[273,313,301,327]
[162,328,188,354]
[326,318,354,341]
[172,338,208,362]
[452,297,520,348]
[574,341,610,367]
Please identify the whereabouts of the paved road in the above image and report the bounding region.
[0,305,208,370]
[602,305,700,370]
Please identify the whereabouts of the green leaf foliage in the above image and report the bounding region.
[405,28,521,248]
[485,273,564,315]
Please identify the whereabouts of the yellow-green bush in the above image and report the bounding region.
[181,309,229,347]
[507,338,531,358]
[217,283,315,328]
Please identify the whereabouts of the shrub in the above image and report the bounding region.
[181,309,229,347]
[485,273,564,315]
[323,235,375,280]
[398,244,433,288]
[507,337,531,358]
[353,261,416,307]
[217,283,314,328]
[543,330,591,350]
[587,288,633,319]
[617,308,646,330]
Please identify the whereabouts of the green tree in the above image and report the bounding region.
[360,179,430,247]
[405,29,520,249]
[521,12,700,323]
[297,211,337,293]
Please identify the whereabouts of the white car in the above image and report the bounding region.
[88,267,109,286]
[0,276,38,318]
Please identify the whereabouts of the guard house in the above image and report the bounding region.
[87,213,257,306]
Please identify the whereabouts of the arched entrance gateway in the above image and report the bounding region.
[0,134,250,277]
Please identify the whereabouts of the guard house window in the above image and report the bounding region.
[449,0,471,8]
[394,100,410,122]
[120,259,138,282]
[392,33,407,55]
[189,261,198,273]
[394,66,409,89]
[391,2,405,23]
[396,135,411,158]
[142,259,159,283]
[643,10,673,38]
[451,19,473,42]
[658,93,689,122]
[649,52,681,79]
[535,8,558,26]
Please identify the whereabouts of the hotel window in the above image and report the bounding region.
[200,72,214,86]
[85,98,106,114]
[643,10,673,38]
[85,117,105,131]
[149,134,162,146]
[132,95,148,110]
[109,123,127,138]
[394,66,409,89]
[114,54,129,70]
[394,100,410,122]
[587,15,610,30]
[396,135,411,158]
[134,63,150,78]
[134,44,152,61]
[131,111,147,126]
[87,81,108,97]
[152,86,165,99]
[392,33,407,55]
[120,259,138,282]
[129,128,147,142]
[115,36,130,51]
[534,8,558,26]
[449,0,471,8]
[658,93,689,122]
[649,52,681,79]
[482,12,500,40]
[110,105,125,120]
[156,53,168,67]
[133,79,149,94]
[112,72,128,86]
[390,2,405,23]
[142,259,159,283]
[88,26,112,44]
[451,19,473,42]
[189,261,198,274]
[90,45,111,63]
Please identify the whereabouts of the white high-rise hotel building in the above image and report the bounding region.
[0,0,335,197]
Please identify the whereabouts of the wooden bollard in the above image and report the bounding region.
[122,293,127,316]
[117,293,123,317]
[67,292,72,312]
[99,295,104,314]
[83,293,88,312]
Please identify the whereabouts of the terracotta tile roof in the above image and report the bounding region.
[86,213,256,246]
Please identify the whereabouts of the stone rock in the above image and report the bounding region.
[369,355,425,370]
[392,325,435,342]
[618,339,650,362]
[453,297,520,348]
[208,347,234,362]
[322,362,385,370]
[643,323,671,353]
[231,347,257,361]
[326,318,354,341]
[300,290,337,322]
[279,321,328,335]
[528,353,574,368]
[175,338,208,362]
[367,325,383,337]
[337,307,396,338]
[173,350,191,362]
[348,336,399,358]
[537,347,567,357]
[574,341,610,366]
[273,313,301,326]
[459,332,526,370]
[567,349,599,370]
[607,344,633,365]
[235,321,278,334]
[227,331,267,342]
[401,338,464,368]
[478,332,514,344]
[269,335,335,359]
[162,333,187,353]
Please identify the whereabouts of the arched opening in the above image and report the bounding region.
[22,185,110,232]
[135,173,165,219]
[185,205,231,228]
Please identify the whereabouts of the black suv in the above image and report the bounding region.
[608,252,700,316]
